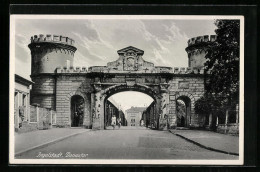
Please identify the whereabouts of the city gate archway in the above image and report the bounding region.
[103,85,158,130]
[53,46,206,130]
[28,34,212,130]
[88,46,175,130]
[92,83,165,130]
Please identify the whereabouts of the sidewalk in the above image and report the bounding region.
[15,128,89,156]
[169,129,239,155]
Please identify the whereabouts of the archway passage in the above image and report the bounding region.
[176,96,191,127]
[104,91,154,130]
[71,95,84,127]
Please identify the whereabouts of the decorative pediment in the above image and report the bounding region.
[106,46,154,72]
[89,46,172,73]
[117,46,144,56]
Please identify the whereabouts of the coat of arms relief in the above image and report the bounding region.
[123,50,137,71]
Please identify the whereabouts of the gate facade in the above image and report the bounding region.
[29,34,209,130]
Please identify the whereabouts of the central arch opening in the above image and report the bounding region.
[104,91,155,130]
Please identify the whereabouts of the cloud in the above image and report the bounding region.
[15,34,31,62]
[14,18,215,78]
[138,20,189,67]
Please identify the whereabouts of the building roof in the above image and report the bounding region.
[15,74,34,86]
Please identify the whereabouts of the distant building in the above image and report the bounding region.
[125,107,146,126]
[14,74,33,131]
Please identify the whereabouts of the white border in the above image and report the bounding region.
[9,15,244,165]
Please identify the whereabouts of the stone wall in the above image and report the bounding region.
[31,75,55,109]
[217,123,239,135]
[55,75,92,128]
[38,107,52,130]
[52,72,206,130]
[30,105,37,122]
[168,76,204,128]
[16,105,56,133]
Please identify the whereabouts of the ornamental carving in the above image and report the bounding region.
[93,84,102,92]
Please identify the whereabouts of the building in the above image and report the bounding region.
[105,99,127,128]
[142,102,155,128]
[14,74,33,131]
[26,34,239,134]
[126,107,146,126]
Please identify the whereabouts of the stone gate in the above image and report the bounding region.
[29,34,209,130]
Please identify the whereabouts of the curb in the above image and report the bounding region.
[15,130,88,157]
[168,130,239,156]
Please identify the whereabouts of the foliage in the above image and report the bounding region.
[205,20,240,106]
[195,95,212,115]
[195,20,240,116]
[195,93,224,116]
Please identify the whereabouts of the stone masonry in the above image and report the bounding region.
[28,34,213,130]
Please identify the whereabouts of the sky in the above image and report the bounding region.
[108,91,154,112]
[14,18,216,80]
[13,17,216,110]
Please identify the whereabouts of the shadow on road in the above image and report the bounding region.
[105,126,148,130]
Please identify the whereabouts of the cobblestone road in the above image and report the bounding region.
[16,127,238,159]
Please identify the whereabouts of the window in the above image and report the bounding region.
[14,92,18,108]
[22,94,26,106]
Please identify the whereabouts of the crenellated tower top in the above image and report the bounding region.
[186,35,217,47]
[28,34,77,75]
[185,35,217,69]
[29,34,77,52]
[30,34,75,46]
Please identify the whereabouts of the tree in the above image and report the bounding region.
[195,94,212,116]
[195,20,240,122]
[205,20,240,107]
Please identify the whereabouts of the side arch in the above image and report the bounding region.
[64,91,92,128]
[175,92,196,127]
[70,95,85,127]
[65,90,86,101]
[176,92,195,104]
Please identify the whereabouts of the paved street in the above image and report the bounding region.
[169,129,239,155]
[16,126,238,159]
[15,128,88,154]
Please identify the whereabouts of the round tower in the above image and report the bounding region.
[28,34,77,109]
[185,35,216,69]
[28,34,77,74]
